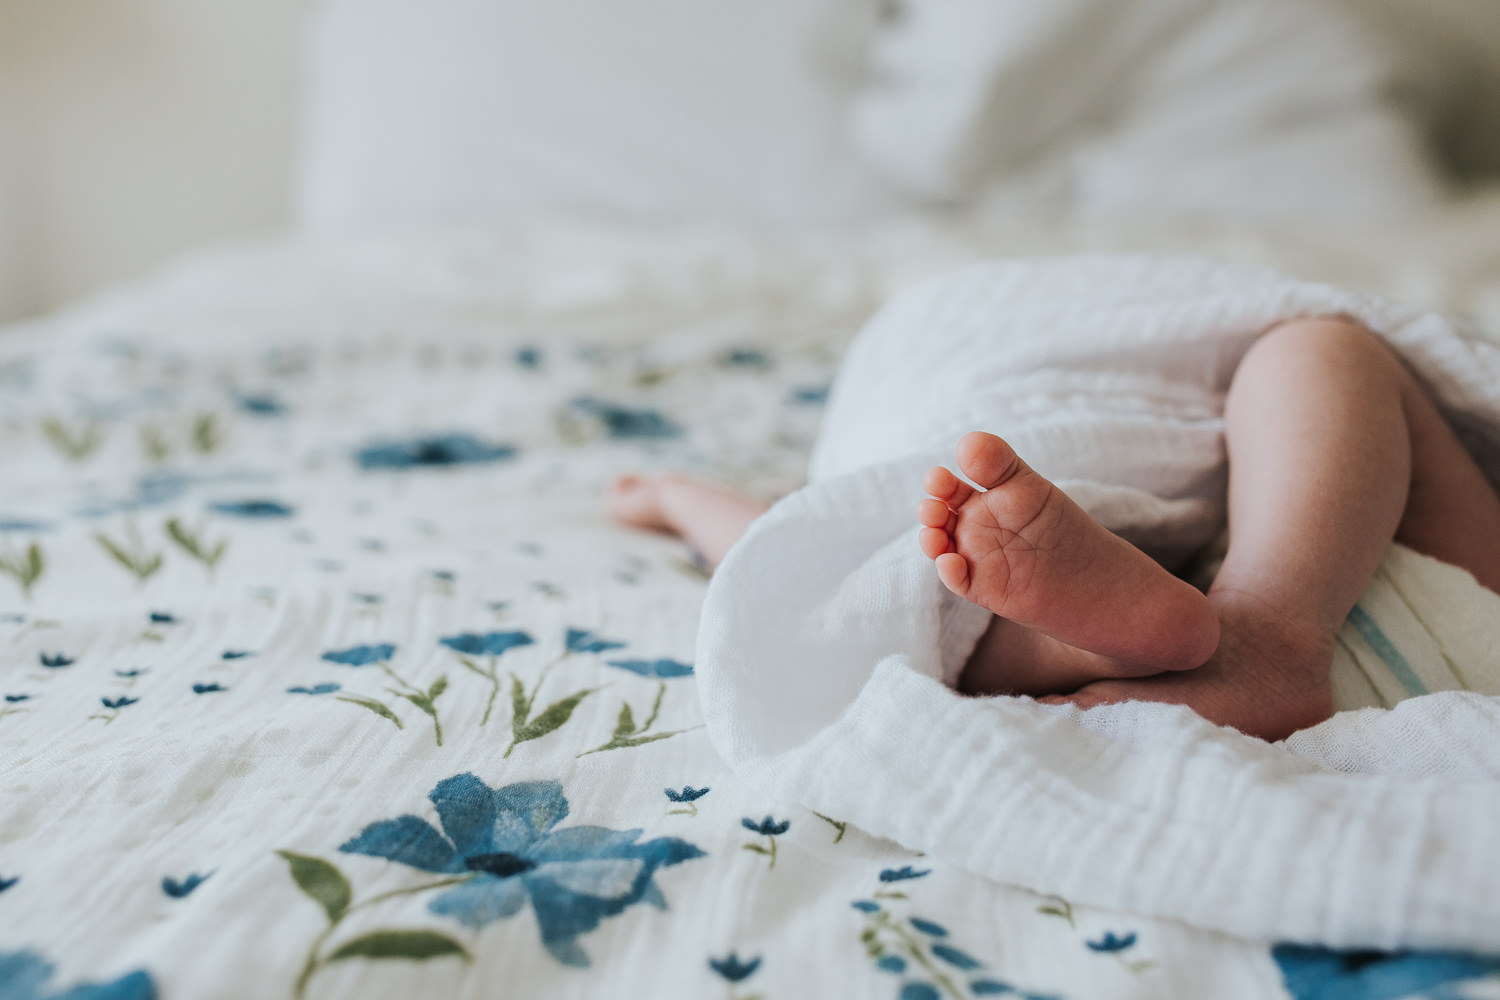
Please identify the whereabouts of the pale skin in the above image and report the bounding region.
[609,317,1500,741]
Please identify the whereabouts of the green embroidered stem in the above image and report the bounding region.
[813,812,847,844]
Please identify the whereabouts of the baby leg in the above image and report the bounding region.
[1051,316,1500,739]
[608,474,768,571]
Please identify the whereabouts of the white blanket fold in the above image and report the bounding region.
[697,255,1500,952]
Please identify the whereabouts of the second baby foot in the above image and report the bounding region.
[919,432,1219,672]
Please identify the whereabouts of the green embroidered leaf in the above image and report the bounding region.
[26,543,42,581]
[325,930,470,964]
[396,691,433,715]
[41,417,103,460]
[741,844,771,856]
[612,702,637,738]
[192,412,222,454]
[513,688,595,745]
[427,676,447,701]
[94,533,163,582]
[578,728,691,757]
[509,674,530,724]
[276,851,351,922]
[336,695,404,729]
[455,655,487,678]
[166,518,228,570]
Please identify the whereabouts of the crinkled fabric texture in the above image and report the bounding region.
[698,254,1500,953]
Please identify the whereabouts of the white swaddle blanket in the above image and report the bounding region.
[696,255,1500,952]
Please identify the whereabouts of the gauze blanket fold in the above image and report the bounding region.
[696,255,1500,952]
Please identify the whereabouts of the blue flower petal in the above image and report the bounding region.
[339,815,464,873]
[161,872,211,898]
[910,917,948,937]
[0,950,53,997]
[426,877,528,929]
[287,683,341,695]
[356,433,517,471]
[900,982,942,1000]
[321,643,396,667]
[488,780,571,853]
[191,683,225,694]
[428,773,501,859]
[709,953,762,983]
[879,865,931,882]
[1272,944,1500,1000]
[851,901,881,913]
[1086,931,1136,953]
[439,631,534,657]
[565,628,626,654]
[605,658,693,679]
[970,981,1016,996]
[210,499,295,519]
[932,944,983,970]
[571,397,682,440]
[877,955,908,974]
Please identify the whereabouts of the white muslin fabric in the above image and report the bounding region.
[696,255,1500,952]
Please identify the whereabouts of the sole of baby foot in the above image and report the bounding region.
[920,431,1219,673]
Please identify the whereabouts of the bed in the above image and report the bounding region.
[5,2,1500,998]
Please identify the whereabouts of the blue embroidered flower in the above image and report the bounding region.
[565,628,625,654]
[879,865,930,882]
[606,658,693,679]
[909,917,948,938]
[1086,931,1137,953]
[287,683,341,695]
[235,393,286,416]
[0,518,52,533]
[722,348,771,369]
[321,643,396,667]
[148,611,178,624]
[0,875,17,893]
[38,652,73,668]
[162,872,211,898]
[439,631,534,657]
[571,397,683,440]
[339,774,704,967]
[708,953,762,983]
[221,650,253,660]
[5,693,34,703]
[101,696,138,710]
[0,950,155,1000]
[788,384,831,406]
[968,981,1016,996]
[851,901,881,913]
[210,499,295,519]
[876,955,908,974]
[1272,943,1500,1000]
[355,433,517,470]
[664,786,709,803]
[115,669,147,678]
[741,816,790,837]
[192,683,226,694]
[900,983,941,1000]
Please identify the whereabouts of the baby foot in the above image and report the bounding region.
[920,432,1219,672]
[607,474,674,531]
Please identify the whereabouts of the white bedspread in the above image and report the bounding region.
[698,254,1500,953]
[6,227,1500,998]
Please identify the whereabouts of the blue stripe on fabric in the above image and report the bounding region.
[1345,604,1428,697]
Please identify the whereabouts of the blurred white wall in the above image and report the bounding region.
[0,0,1497,326]
[0,0,305,323]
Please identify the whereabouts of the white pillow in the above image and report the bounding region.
[296,0,897,230]
[851,0,1441,221]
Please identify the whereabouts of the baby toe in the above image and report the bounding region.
[919,526,953,559]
